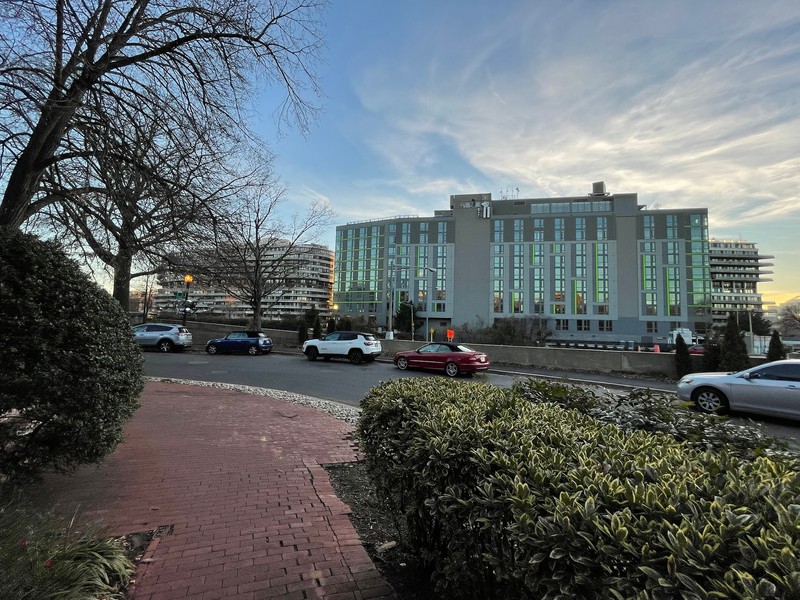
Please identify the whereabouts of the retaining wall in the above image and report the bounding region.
[176,321,772,380]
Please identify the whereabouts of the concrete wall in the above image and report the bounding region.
[181,320,774,379]
[380,339,687,378]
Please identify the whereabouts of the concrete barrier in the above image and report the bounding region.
[379,339,685,379]
[178,321,772,380]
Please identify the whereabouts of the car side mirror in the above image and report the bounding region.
[741,372,754,380]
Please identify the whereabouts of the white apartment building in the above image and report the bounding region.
[153,243,334,321]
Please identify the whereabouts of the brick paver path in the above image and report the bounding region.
[29,381,394,600]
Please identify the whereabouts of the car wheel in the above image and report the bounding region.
[445,362,459,377]
[306,347,319,361]
[248,345,259,356]
[692,387,729,414]
[157,339,174,353]
[396,357,409,370]
[349,349,363,364]
[206,344,218,355]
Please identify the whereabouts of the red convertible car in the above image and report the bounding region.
[393,342,490,377]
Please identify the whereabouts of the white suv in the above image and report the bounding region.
[302,331,382,364]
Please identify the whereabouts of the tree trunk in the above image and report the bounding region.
[252,297,263,330]
[112,250,133,312]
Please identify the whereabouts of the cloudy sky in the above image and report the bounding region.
[257,0,800,305]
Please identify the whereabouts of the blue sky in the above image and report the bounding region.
[255,0,800,305]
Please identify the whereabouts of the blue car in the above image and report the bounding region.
[205,331,273,356]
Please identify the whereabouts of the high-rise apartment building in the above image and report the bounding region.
[708,239,773,327]
[334,182,712,344]
[153,243,334,321]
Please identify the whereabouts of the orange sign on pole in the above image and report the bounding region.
[446,329,454,342]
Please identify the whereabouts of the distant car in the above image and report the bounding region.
[206,331,273,355]
[132,323,192,352]
[393,342,490,377]
[677,359,800,418]
[688,345,705,355]
[302,331,382,364]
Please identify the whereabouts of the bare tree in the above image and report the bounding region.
[196,172,334,330]
[779,302,800,336]
[33,89,242,307]
[0,0,325,229]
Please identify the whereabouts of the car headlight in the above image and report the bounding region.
[679,377,694,385]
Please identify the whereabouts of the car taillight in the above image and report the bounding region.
[364,341,375,346]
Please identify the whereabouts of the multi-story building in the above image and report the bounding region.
[334,182,712,344]
[153,243,334,321]
[708,239,773,327]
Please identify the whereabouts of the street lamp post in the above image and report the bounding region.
[387,261,394,340]
[182,273,193,326]
[425,267,437,342]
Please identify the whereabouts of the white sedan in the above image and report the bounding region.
[677,359,800,418]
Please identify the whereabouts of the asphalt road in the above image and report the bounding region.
[142,348,800,444]
[142,350,523,407]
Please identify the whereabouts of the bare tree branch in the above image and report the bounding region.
[0,0,325,228]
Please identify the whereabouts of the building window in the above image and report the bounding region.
[646,321,658,333]
[493,220,504,243]
[644,292,658,316]
[599,320,613,332]
[533,218,544,242]
[513,219,524,242]
[575,217,586,241]
[643,215,655,240]
[437,222,447,244]
[577,319,590,331]
[574,279,587,314]
[552,304,565,314]
[555,319,568,331]
[666,215,678,240]
[596,216,608,241]
[493,280,503,313]
[595,304,609,315]
[554,217,565,241]
[511,292,524,314]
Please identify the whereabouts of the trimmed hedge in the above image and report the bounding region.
[358,378,800,599]
[0,228,143,483]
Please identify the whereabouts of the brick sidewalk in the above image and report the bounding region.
[29,381,393,600]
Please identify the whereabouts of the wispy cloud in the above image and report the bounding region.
[272,0,800,300]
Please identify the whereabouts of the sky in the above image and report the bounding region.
[254,0,800,306]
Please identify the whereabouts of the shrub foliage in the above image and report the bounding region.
[358,378,800,599]
[0,228,143,482]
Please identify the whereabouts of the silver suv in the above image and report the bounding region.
[302,331,382,364]
[132,323,193,352]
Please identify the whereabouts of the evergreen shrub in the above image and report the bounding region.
[0,229,143,483]
[358,378,800,599]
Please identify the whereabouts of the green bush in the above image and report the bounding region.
[512,379,792,462]
[358,378,800,599]
[767,330,787,362]
[0,491,134,598]
[0,228,143,483]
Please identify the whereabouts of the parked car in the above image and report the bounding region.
[393,342,490,377]
[302,331,382,364]
[206,331,273,355]
[688,344,706,355]
[132,323,192,352]
[677,359,800,418]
